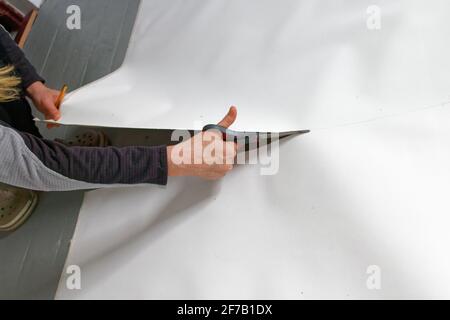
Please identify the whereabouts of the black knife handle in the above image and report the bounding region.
[202,124,244,142]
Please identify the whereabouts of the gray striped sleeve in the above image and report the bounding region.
[0,124,168,191]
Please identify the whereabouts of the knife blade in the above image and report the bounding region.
[202,124,310,150]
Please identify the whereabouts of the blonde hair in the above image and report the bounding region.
[0,65,21,103]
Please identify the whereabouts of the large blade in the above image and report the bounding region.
[202,125,310,152]
[203,124,310,140]
[278,130,311,139]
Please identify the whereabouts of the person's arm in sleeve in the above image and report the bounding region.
[0,25,44,90]
[0,122,167,191]
[0,25,61,122]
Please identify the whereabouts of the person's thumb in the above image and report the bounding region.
[217,106,237,128]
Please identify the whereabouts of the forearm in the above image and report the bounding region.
[0,122,168,191]
[0,25,44,90]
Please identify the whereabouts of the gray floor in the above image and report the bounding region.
[0,0,140,299]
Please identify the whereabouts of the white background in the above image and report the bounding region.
[57,0,450,299]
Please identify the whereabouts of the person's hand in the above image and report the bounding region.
[26,81,61,128]
[167,106,238,180]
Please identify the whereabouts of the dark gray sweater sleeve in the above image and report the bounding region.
[0,25,45,89]
[0,122,168,191]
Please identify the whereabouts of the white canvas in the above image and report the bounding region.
[56,0,450,299]
[54,0,450,132]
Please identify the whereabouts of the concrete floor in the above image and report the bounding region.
[0,0,140,299]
